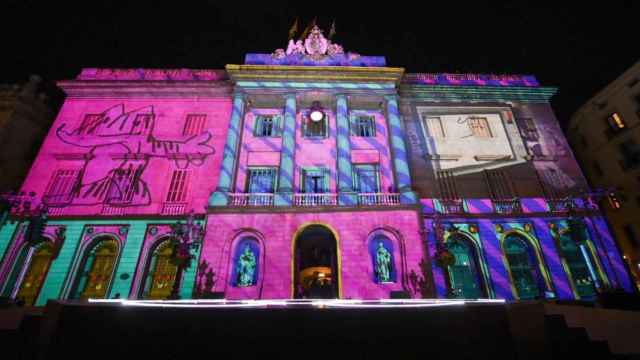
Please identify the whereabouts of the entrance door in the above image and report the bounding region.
[504,234,543,300]
[447,236,483,299]
[294,225,339,299]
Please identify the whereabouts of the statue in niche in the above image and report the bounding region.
[375,241,392,282]
[236,244,257,287]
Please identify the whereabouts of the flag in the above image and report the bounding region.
[328,20,336,39]
[288,18,298,40]
[299,17,316,40]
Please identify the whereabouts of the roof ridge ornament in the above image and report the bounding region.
[272,25,356,61]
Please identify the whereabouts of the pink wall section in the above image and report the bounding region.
[21,98,232,216]
[349,110,394,191]
[201,210,425,299]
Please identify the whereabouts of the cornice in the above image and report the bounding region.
[57,80,234,98]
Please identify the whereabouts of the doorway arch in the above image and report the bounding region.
[292,223,341,299]
[445,233,488,299]
[139,238,178,300]
[502,232,551,300]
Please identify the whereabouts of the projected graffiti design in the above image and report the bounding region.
[53,104,214,206]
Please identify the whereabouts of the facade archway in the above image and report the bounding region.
[292,224,341,299]
[69,237,120,300]
[445,233,488,299]
[139,238,177,300]
[2,241,55,306]
[502,231,551,300]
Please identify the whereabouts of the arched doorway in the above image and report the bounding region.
[293,225,339,299]
[558,232,599,299]
[70,238,119,300]
[503,233,547,300]
[12,242,55,306]
[140,239,178,300]
[446,234,485,299]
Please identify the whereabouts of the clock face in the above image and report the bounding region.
[310,110,324,122]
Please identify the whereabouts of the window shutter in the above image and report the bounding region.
[274,115,282,136]
[323,168,330,193]
[254,116,263,136]
[349,114,357,136]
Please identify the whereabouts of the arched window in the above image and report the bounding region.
[558,232,599,299]
[446,234,484,299]
[503,233,546,300]
[2,242,55,306]
[368,235,396,283]
[231,237,260,287]
[140,239,178,300]
[70,238,119,300]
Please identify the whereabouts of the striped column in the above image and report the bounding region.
[336,94,356,206]
[209,93,246,206]
[275,94,297,206]
[385,95,417,204]
[108,221,147,299]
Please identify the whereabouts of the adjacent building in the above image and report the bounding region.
[0,26,633,306]
[568,60,640,288]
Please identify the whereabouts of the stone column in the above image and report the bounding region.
[208,93,246,206]
[275,93,297,206]
[336,94,357,205]
[385,95,417,204]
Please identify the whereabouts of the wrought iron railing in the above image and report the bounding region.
[160,202,188,215]
[493,198,522,214]
[438,199,465,214]
[547,197,575,213]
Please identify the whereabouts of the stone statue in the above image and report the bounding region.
[237,244,256,287]
[375,241,392,282]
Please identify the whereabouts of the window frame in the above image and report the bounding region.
[350,114,377,137]
[300,167,330,194]
[352,164,380,193]
[303,112,328,139]
[254,114,281,138]
[246,167,278,194]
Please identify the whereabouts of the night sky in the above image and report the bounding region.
[4,1,639,125]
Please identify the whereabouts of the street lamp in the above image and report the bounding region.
[167,211,204,300]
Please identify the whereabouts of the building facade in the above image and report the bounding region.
[568,60,640,288]
[0,27,634,305]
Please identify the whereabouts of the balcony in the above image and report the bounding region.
[493,198,522,214]
[437,199,465,214]
[547,198,575,213]
[357,193,401,206]
[228,193,274,207]
[294,193,338,207]
[160,202,188,215]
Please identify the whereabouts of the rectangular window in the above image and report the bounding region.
[106,167,138,205]
[425,116,445,138]
[484,169,517,199]
[79,114,102,135]
[436,169,459,199]
[302,168,329,193]
[304,113,327,138]
[254,115,281,137]
[538,169,567,198]
[353,165,380,193]
[607,113,626,131]
[351,115,376,137]
[468,117,492,138]
[619,139,640,170]
[183,114,207,136]
[44,169,80,205]
[247,167,277,193]
[165,170,190,202]
[593,161,604,176]
[520,118,539,141]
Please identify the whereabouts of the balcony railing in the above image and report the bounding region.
[229,193,274,207]
[357,193,401,206]
[294,193,338,207]
[160,202,188,215]
[493,198,522,214]
[101,205,126,216]
[438,199,465,214]
[547,198,575,213]
[42,193,74,207]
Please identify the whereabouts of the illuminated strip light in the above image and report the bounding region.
[87,298,505,309]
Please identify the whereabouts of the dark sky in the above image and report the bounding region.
[4,1,639,124]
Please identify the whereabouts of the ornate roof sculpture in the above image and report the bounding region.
[245,25,386,67]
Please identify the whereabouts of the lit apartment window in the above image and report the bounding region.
[166,170,190,203]
[608,191,622,209]
[183,114,207,136]
[351,115,376,137]
[44,169,80,205]
[607,113,626,131]
[254,115,281,137]
[425,116,445,138]
[468,117,492,138]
